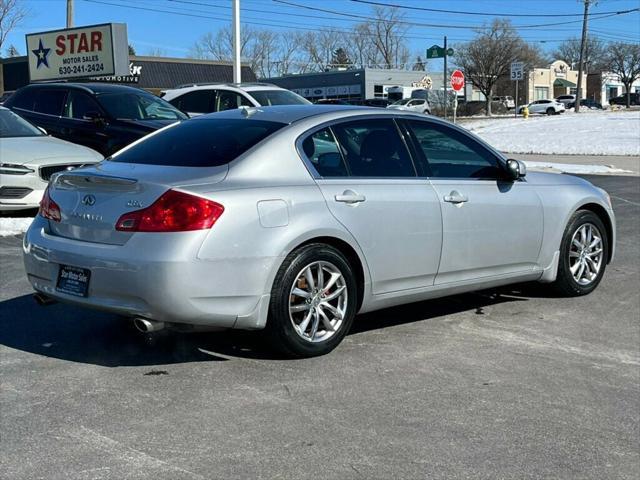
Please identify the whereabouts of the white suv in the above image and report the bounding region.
[161,83,310,116]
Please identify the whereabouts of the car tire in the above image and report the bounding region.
[423,109,431,115]
[552,210,608,297]
[546,107,555,115]
[266,243,358,357]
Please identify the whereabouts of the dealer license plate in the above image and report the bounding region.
[56,265,91,297]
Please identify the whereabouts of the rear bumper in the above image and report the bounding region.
[23,217,279,329]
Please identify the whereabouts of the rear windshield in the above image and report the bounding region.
[109,119,285,167]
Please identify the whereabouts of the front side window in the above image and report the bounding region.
[216,91,252,112]
[249,90,309,106]
[172,90,215,114]
[65,91,102,120]
[97,93,187,121]
[301,128,348,177]
[33,90,67,116]
[406,120,503,179]
[110,119,285,167]
[0,109,44,137]
[330,119,415,178]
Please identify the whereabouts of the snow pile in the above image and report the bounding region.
[462,110,640,156]
[523,161,632,175]
[0,218,33,236]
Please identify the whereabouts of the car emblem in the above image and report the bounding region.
[81,194,96,206]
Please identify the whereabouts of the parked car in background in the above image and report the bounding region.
[0,106,102,211]
[609,93,640,106]
[23,105,614,357]
[570,98,603,110]
[492,96,515,109]
[555,94,576,108]
[518,99,565,115]
[361,98,393,108]
[387,97,431,114]
[162,83,310,116]
[0,90,15,105]
[4,83,187,157]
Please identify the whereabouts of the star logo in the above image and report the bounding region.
[31,39,51,69]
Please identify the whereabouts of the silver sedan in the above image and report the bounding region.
[23,105,615,357]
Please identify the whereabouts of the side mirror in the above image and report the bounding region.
[506,159,526,180]
[83,111,105,124]
[37,126,48,135]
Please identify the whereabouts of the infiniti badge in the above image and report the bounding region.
[82,194,96,206]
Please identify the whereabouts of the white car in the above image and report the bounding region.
[0,107,103,211]
[161,82,310,116]
[519,99,566,115]
[492,96,515,109]
[386,98,431,114]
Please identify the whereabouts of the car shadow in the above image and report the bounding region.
[0,285,539,366]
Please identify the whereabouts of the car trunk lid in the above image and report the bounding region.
[47,161,228,245]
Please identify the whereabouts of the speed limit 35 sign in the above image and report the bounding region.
[511,62,524,81]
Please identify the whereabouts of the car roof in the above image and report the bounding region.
[18,82,149,95]
[192,104,443,126]
[167,83,287,93]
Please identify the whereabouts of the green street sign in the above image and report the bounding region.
[426,45,454,59]
[427,45,444,59]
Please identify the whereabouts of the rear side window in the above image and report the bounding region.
[172,90,214,114]
[330,118,415,178]
[301,128,349,177]
[110,119,285,167]
[6,89,35,110]
[33,90,67,116]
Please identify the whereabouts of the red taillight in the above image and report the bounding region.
[115,189,224,232]
[39,186,61,222]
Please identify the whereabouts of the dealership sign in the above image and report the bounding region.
[26,23,129,82]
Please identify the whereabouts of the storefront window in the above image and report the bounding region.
[535,87,549,100]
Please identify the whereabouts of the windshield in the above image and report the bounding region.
[249,90,310,106]
[97,93,188,121]
[0,109,44,138]
[392,99,412,105]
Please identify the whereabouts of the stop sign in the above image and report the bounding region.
[450,70,465,91]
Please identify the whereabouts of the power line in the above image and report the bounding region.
[350,0,639,18]
[273,0,639,30]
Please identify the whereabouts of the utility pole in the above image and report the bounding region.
[443,35,448,120]
[575,0,590,112]
[232,0,241,83]
[66,0,74,28]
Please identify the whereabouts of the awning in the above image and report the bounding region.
[554,78,576,87]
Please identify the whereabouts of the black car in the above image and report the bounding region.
[568,98,603,109]
[349,98,393,108]
[4,83,188,156]
[609,93,640,106]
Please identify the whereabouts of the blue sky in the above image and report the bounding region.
[5,0,640,60]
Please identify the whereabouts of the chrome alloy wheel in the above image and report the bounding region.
[569,223,604,286]
[289,261,348,343]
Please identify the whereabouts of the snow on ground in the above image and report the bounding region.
[522,161,632,175]
[0,217,33,237]
[462,109,640,156]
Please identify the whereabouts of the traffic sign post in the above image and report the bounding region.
[511,62,523,118]
[450,70,464,124]
[426,38,455,120]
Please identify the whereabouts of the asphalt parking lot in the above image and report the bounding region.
[0,174,638,480]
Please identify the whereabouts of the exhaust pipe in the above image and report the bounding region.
[33,292,56,306]
[133,318,165,333]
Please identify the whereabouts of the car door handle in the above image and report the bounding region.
[335,190,366,204]
[443,191,468,203]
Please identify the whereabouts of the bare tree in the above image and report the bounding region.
[607,42,640,108]
[363,6,409,69]
[190,25,254,62]
[345,23,380,68]
[455,19,534,115]
[553,37,608,72]
[277,31,303,75]
[145,47,167,57]
[0,0,27,54]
